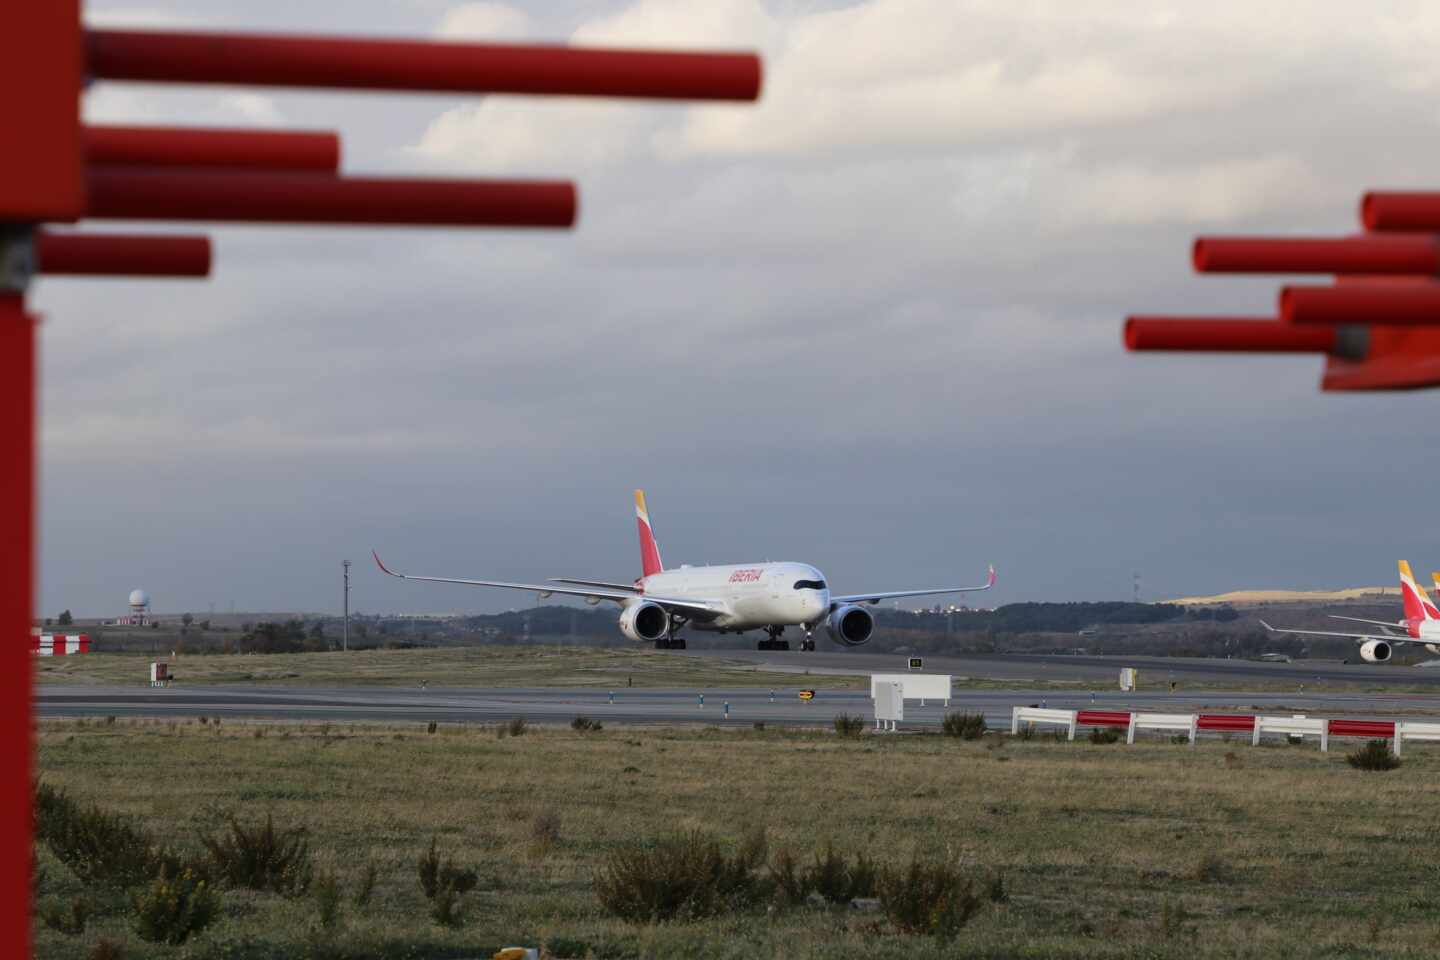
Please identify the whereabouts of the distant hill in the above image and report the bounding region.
[1168,587,1392,607]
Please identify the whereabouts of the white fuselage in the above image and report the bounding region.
[639,561,830,631]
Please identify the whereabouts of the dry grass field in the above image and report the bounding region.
[32,647,868,690]
[33,717,1440,959]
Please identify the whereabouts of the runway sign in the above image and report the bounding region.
[798,689,815,701]
[908,657,923,669]
[1119,667,1137,691]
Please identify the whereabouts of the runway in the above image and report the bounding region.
[37,683,1440,730]
[676,648,1440,686]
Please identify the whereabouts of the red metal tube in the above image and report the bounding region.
[1193,235,1440,275]
[1196,714,1256,731]
[87,29,763,101]
[1076,711,1132,728]
[36,230,211,276]
[1281,284,1440,326]
[0,292,35,960]
[1124,316,1337,353]
[1328,719,1395,738]
[85,167,577,228]
[1362,192,1440,231]
[86,125,339,172]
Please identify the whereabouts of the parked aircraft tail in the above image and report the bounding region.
[635,490,664,578]
[1399,560,1439,621]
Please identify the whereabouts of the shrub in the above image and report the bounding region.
[506,717,528,737]
[426,720,437,735]
[531,810,562,851]
[942,712,987,740]
[833,714,865,738]
[808,841,876,905]
[752,721,766,732]
[768,848,812,908]
[1347,739,1402,771]
[595,829,768,922]
[131,867,219,945]
[90,937,125,960]
[353,862,377,907]
[202,813,312,895]
[1193,851,1231,883]
[430,881,463,927]
[1088,727,1122,744]
[988,873,1009,903]
[313,869,341,929]
[877,858,982,939]
[417,837,478,901]
[571,716,603,732]
[35,783,168,888]
[39,894,90,935]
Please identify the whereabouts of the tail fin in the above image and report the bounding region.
[635,490,664,578]
[1399,560,1440,620]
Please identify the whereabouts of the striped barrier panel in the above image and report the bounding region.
[1197,713,1256,732]
[1076,710,1132,728]
[1394,721,1440,757]
[1127,712,1198,746]
[30,634,90,656]
[1252,715,1328,751]
[1328,719,1396,739]
[1011,707,1077,739]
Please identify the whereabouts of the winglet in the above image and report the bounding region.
[986,564,997,588]
[1259,619,1276,632]
[373,550,402,578]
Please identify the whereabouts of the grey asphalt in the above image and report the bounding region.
[675,648,1440,686]
[36,683,1440,731]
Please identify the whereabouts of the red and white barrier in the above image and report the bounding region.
[30,634,91,656]
[1010,706,1419,754]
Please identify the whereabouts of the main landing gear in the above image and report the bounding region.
[757,625,815,652]
[654,613,688,650]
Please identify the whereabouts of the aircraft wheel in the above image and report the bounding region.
[673,638,686,649]
[778,640,791,651]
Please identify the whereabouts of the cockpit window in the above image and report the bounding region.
[793,579,827,591]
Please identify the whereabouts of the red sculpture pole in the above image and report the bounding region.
[1281,284,1440,326]
[87,29,763,101]
[1362,193,1440,231]
[0,290,35,957]
[86,125,340,172]
[1193,235,1440,275]
[86,167,577,227]
[36,231,211,276]
[1124,317,1345,353]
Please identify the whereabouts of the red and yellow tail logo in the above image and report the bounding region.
[635,490,664,578]
[1399,560,1439,621]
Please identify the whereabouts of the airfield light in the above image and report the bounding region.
[2,5,761,953]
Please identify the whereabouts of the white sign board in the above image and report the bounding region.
[1119,668,1137,692]
[870,673,951,705]
[874,681,903,730]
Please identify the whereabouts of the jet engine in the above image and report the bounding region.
[619,601,669,643]
[1359,639,1392,663]
[826,604,875,646]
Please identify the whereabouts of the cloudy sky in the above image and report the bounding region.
[35,1,1440,617]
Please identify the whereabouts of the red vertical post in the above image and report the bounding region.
[0,290,34,958]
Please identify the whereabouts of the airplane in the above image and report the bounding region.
[374,490,996,652]
[1259,561,1440,663]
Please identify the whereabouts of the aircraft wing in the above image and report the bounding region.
[1259,620,1421,644]
[374,552,723,618]
[832,565,996,606]
[1330,616,1406,632]
[549,578,640,591]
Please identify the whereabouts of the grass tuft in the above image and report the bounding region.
[202,813,313,895]
[1347,739,1402,771]
[942,711,987,740]
[130,867,218,945]
[833,713,866,738]
[877,857,983,940]
[571,715,604,732]
[594,829,769,922]
[1088,727,1123,744]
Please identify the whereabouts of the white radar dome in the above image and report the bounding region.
[128,589,151,609]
